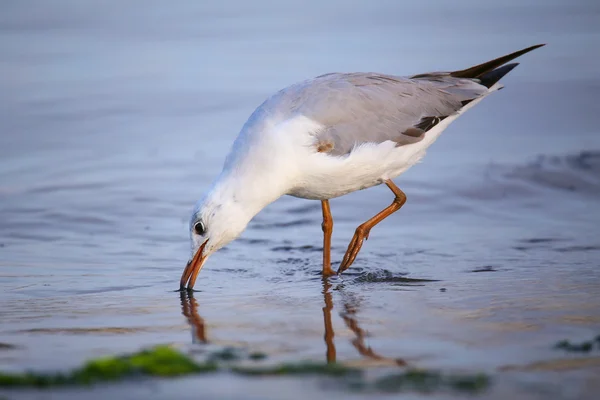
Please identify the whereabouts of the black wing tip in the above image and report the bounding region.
[525,43,546,51]
[451,43,546,80]
[479,62,519,88]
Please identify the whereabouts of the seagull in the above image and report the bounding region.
[180,44,545,290]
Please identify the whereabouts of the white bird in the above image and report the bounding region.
[180,44,545,290]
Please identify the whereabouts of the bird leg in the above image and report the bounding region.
[337,180,406,274]
[321,199,336,276]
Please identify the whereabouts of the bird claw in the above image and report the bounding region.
[337,230,368,274]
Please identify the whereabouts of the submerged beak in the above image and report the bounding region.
[180,241,208,290]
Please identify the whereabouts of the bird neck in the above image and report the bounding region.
[206,165,288,223]
[208,123,301,219]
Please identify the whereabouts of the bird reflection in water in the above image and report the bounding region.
[322,279,406,366]
[180,291,207,344]
[178,282,405,366]
[322,279,337,362]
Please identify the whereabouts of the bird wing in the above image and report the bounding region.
[288,72,489,156]
[256,44,545,156]
[243,45,544,157]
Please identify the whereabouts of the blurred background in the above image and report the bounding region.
[1,0,599,398]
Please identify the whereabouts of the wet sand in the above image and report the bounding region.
[1,0,600,398]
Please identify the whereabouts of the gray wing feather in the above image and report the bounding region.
[250,72,489,156]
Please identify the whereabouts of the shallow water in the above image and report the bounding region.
[1,0,600,399]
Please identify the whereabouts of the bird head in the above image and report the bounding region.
[180,194,252,290]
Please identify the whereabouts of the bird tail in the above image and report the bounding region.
[450,44,545,88]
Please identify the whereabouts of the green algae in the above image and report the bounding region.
[554,334,600,353]
[0,345,491,394]
[446,373,491,392]
[372,369,443,393]
[232,362,359,377]
[554,340,593,353]
[0,345,217,387]
[207,346,242,362]
[370,369,490,394]
[232,363,490,393]
[248,351,268,361]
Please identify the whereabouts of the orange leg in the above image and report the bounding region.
[321,200,336,276]
[337,180,407,274]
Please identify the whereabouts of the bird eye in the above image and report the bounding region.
[194,221,206,236]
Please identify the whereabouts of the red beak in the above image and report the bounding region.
[180,241,208,290]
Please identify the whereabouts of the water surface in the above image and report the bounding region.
[1,1,600,399]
